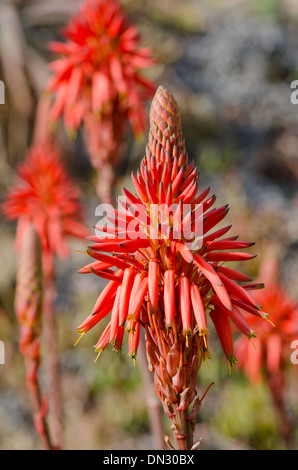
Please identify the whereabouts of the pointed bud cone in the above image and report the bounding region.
[15,225,42,357]
[178,276,192,333]
[209,308,237,368]
[164,269,176,328]
[119,268,136,326]
[150,86,182,145]
[148,259,159,313]
[190,284,208,337]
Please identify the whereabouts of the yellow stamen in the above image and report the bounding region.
[94,349,102,363]
[74,332,85,347]
[249,337,257,350]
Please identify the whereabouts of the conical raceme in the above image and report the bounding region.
[14,224,53,446]
[46,0,157,204]
[2,140,89,274]
[47,0,157,156]
[15,224,42,358]
[78,86,267,428]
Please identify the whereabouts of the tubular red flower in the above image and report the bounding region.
[179,276,192,334]
[190,284,208,338]
[210,308,237,368]
[119,267,136,326]
[164,269,176,328]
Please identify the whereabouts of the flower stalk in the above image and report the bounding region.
[15,224,53,450]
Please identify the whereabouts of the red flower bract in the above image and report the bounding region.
[77,86,267,448]
[2,141,89,273]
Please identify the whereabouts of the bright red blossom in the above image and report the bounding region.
[77,86,266,449]
[47,0,157,202]
[235,257,298,383]
[47,0,156,133]
[2,141,89,273]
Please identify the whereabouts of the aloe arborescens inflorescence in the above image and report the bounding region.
[77,86,267,449]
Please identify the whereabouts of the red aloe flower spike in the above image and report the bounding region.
[47,0,157,203]
[235,250,298,448]
[14,224,53,450]
[77,86,266,449]
[2,141,89,276]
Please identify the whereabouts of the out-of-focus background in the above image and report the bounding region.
[0,0,297,450]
